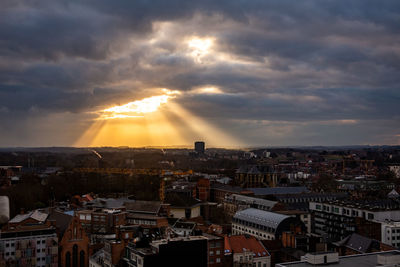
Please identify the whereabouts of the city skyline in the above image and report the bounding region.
[1,1,400,147]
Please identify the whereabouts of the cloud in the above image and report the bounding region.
[0,0,400,146]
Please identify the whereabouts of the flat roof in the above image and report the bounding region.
[276,250,400,267]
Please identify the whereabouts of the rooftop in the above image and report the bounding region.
[226,194,277,209]
[233,208,290,230]
[9,210,48,224]
[246,187,310,196]
[225,235,269,258]
[276,250,400,267]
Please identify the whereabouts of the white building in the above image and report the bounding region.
[381,221,400,248]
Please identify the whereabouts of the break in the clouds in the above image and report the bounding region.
[0,0,400,146]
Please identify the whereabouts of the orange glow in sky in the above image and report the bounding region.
[74,89,242,148]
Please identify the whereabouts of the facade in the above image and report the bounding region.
[309,200,400,242]
[76,209,126,235]
[195,141,205,154]
[202,233,225,267]
[197,178,211,202]
[231,208,306,240]
[381,221,400,248]
[0,210,58,267]
[170,203,201,219]
[58,216,90,267]
[236,165,278,188]
[224,235,270,267]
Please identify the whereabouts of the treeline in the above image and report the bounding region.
[0,172,161,217]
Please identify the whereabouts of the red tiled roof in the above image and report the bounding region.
[225,235,269,257]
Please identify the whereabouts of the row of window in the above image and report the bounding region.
[232,225,274,240]
[315,205,375,219]
[209,250,221,256]
[232,218,275,233]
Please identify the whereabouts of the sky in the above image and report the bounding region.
[0,1,400,147]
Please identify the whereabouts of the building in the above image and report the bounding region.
[275,250,400,267]
[274,193,348,211]
[381,221,400,248]
[224,235,271,267]
[309,199,400,242]
[76,208,126,234]
[210,183,248,204]
[53,214,90,267]
[275,210,312,234]
[197,178,211,202]
[332,233,395,256]
[202,233,225,267]
[236,165,278,187]
[389,165,400,178]
[195,141,205,154]
[0,196,9,224]
[0,210,58,267]
[170,203,201,219]
[232,208,306,240]
[223,194,280,218]
[124,236,208,267]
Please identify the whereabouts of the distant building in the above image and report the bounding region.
[231,208,306,240]
[309,199,400,242]
[389,165,400,178]
[236,165,278,187]
[224,235,271,267]
[195,141,205,154]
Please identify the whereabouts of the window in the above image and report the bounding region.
[368,213,374,220]
[216,258,221,263]
[210,251,214,256]
[80,250,85,267]
[80,214,85,220]
[216,250,220,255]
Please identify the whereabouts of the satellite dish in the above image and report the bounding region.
[0,196,10,224]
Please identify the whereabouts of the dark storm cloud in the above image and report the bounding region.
[0,0,400,145]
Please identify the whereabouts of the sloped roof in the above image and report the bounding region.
[343,233,378,253]
[225,235,269,257]
[9,210,48,224]
[125,200,161,214]
[246,187,309,196]
[234,208,290,230]
[47,210,73,237]
[227,194,277,209]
